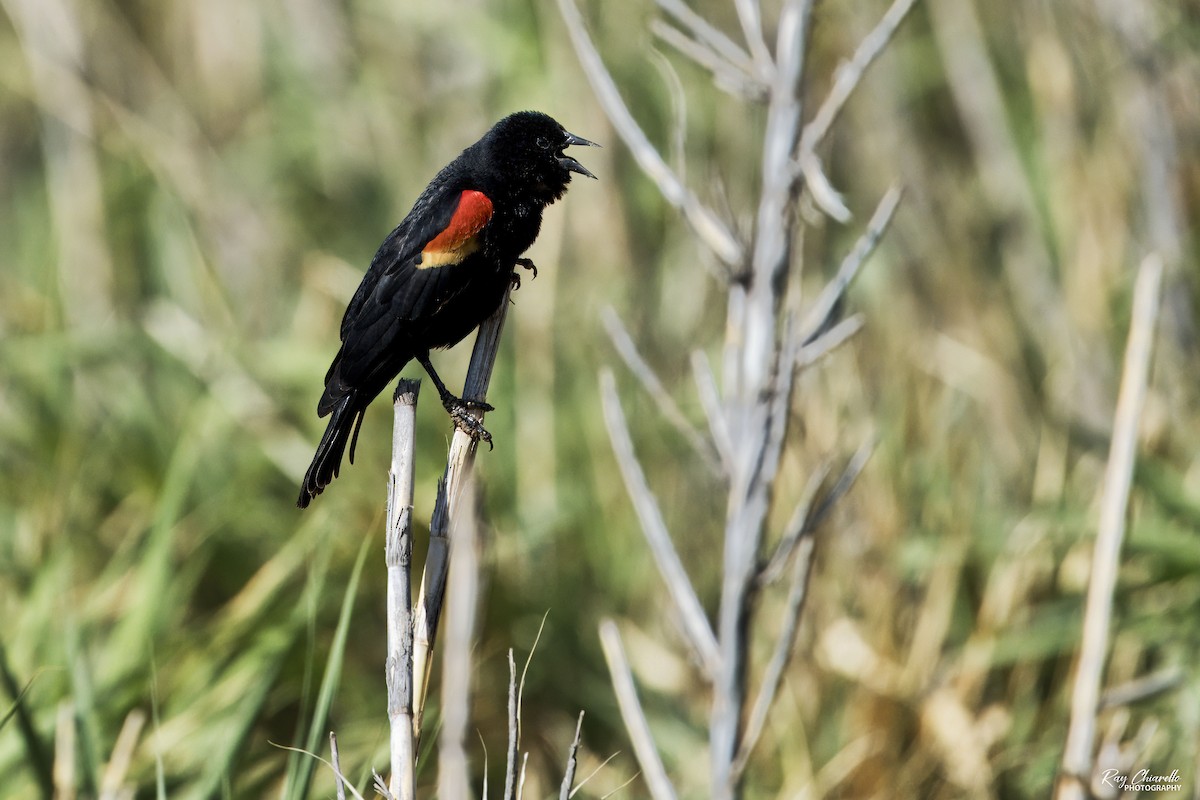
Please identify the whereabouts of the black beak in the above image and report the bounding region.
[560,130,599,179]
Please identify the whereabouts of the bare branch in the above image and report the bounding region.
[797,149,851,223]
[805,435,877,536]
[796,315,864,370]
[271,740,369,800]
[330,733,347,800]
[599,620,679,800]
[504,650,520,800]
[739,0,813,394]
[603,307,723,476]
[794,0,914,216]
[800,185,902,345]
[559,711,586,800]
[799,0,919,155]
[651,21,762,99]
[734,531,817,776]
[758,460,831,585]
[1098,667,1184,711]
[1057,254,1163,800]
[690,349,734,470]
[600,369,721,678]
[655,0,758,79]
[713,6,815,795]
[648,49,689,179]
[732,0,774,78]
[556,0,744,266]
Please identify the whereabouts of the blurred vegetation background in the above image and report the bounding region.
[1,0,1197,797]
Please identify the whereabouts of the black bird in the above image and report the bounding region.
[297,111,596,508]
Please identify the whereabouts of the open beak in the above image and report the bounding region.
[559,130,600,179]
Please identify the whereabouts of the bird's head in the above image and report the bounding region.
[482,111,598,202]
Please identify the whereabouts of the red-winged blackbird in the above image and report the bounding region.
[297,111,596,508]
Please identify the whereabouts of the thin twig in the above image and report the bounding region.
[602,307,723,476]
[804,436,876,537]
[600,774,641,800]
[648,49,688,180]
[732,0,773,77]
[556,0,744,266]
[655,0,758,80]
[600,369,721,678]
[330,732,347,800]
[746,314,802,507]
[574,752,622,800]
[1057,254,1163,800]
[796,315,864,369]
[1098,667,1184,711]
[652,22,761,99]
[797,149,851,222]
[269,741,368,800]
[794,0,915,221]
[510,612,546,797]
[437,478,482,800]
[504,650,520,800]
[798,0,919,155]
[758,461,831,585]
[560,711,586,800]
[733,531,817,777]
[690,349,734,471]
[599,620,679,800]
[799,186,902,345]
[386,380,419,800]
[738,0,813,392]
[413,284,513,741]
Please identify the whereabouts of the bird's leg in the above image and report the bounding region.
[414,351,494,446]
[511,257,538,290]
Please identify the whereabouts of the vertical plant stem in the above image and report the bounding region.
[437,479,481,800]
[714,7,812,794]
[599,620,678,800]
[503,650,520,800]
[386,380,420,800]
[413,284,513,742]
[559,711,585,800]
[329,732,347,800]
[1056,255,1163,799]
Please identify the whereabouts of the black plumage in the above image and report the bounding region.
[297,111,596,508]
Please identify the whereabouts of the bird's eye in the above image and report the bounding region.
[536,136,550,150]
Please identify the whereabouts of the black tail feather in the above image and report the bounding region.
[297,396,359,508]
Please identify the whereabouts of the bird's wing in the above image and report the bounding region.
[321,186,496,405]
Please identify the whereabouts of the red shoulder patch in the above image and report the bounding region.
[419,190,494,268]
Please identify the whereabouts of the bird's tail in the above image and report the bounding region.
[297,394,361,508]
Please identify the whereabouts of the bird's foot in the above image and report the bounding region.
[511,258,538,290]
[443,395,495,448]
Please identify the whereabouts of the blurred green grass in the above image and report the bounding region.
[1,0,1197,797]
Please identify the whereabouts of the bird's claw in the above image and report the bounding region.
[449,404,493,448]
[511,258,538,291]
[443,395,494,448]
